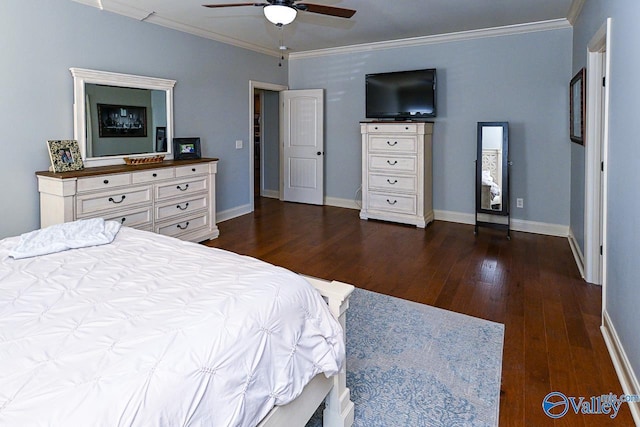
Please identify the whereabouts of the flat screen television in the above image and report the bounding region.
[365,68,437,120]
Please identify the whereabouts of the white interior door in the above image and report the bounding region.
[281,89,324,205]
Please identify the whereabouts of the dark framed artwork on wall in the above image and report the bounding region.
[97,104,147,138]
[570,68,586,145]
[173,137,202,160]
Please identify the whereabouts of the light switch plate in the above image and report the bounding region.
[235,140,243,149]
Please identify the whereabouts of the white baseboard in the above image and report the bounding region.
[434,209,569,237]
[261,189,280,199]
[219,202,569,238]
[568,228,586,279]
[217,203,252,223]
[601,310,640,424]
[324,196,360,210]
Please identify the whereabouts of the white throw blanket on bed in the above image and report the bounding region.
[8,218,121,259]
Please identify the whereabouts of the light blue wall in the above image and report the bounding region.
[0,0,287,239]
[573,0,640,389]
[289,29,573,225]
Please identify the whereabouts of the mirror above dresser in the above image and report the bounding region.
[70,68,176,167]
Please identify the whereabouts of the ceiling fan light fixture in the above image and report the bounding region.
[263,4,297,26]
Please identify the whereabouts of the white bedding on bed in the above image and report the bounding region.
[0,227,345,427]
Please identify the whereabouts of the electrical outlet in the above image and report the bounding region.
[516,198,524,208]
[235,140,243,149]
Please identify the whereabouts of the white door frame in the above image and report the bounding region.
[249,80,288,213]
[584,18,611,291]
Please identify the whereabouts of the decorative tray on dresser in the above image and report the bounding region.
[36,158,219,242]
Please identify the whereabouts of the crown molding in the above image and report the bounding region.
[289,18,572,60]
[567,0,587,25]
[70,0,282,58]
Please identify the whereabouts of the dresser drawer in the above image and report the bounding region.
[369,135,417,153]
[368,192,417,215]
[155,194,208,221]
[103,207,153,228]
[369,174,417,193]
[366,123,418,134]
[131,168,175,184]
[176,163,209,177]
[77,173,131,193]
[155,177,208,200]
[156,212,209,238]
[369,155,417,173]
[76,186,152,216]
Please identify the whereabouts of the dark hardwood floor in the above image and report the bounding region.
[205,197,633,426]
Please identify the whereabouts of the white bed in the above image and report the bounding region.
[0,225,354,427]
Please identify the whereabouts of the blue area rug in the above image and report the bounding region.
[307,288,504,427]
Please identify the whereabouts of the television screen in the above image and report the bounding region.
[365,69,436,119]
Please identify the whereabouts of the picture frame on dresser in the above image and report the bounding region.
[47,139,84,173]
[173,137,202,160]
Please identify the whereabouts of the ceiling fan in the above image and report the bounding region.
[203,1,356,26]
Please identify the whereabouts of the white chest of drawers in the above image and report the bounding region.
[360,122,433,228]
[36,159,219,242]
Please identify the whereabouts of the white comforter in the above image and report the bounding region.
[0,227,345,427]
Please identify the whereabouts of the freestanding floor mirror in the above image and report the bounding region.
[475,121,510,239]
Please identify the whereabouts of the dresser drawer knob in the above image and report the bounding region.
[176,184,189,191]
[192,168,196,172]
[386,199,398,205]
[152,173,157,177]
[387,179,398,184]
[120,217,127,224]
[103,179,109,184]
[108,195,126,204]
[387,141,398,146]
[176,202,190,211]
[177,221,190,230]
[387,160,398,166]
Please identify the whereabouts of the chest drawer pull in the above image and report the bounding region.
[387,160,398,166]
[177,184,189,191]
[108,195,126,204]
[120,217,127,224]
[192,168,196,172]
[177,221,190,230]
[386,199,398,205]
[103,179,109,184]
[387,141,398,146]
[387,179,398,184]
[177,203,190,211]
[152,173,157,177]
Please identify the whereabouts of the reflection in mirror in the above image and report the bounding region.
[85,84,167,158]
[475,121,510,238]
[71,68,176,167]
[480,126,503,211]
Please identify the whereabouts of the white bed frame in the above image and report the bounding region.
[258,277,355,427]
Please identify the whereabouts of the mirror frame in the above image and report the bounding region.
[476,121,509,216]
[70,68,176,167]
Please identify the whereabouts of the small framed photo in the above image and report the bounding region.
[47,140,84,173]
[155,126,167,152]
[173,137,202,160]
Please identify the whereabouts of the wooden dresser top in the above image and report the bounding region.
[36,158,219,179]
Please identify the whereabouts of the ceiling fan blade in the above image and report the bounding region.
[203,3,268,8]
[296,3,356,19]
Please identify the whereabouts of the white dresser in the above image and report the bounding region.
[36,158,219,242]
[360,122,433,228]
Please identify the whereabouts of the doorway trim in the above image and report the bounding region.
[584,19,610,288]
[249,80,288,213]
